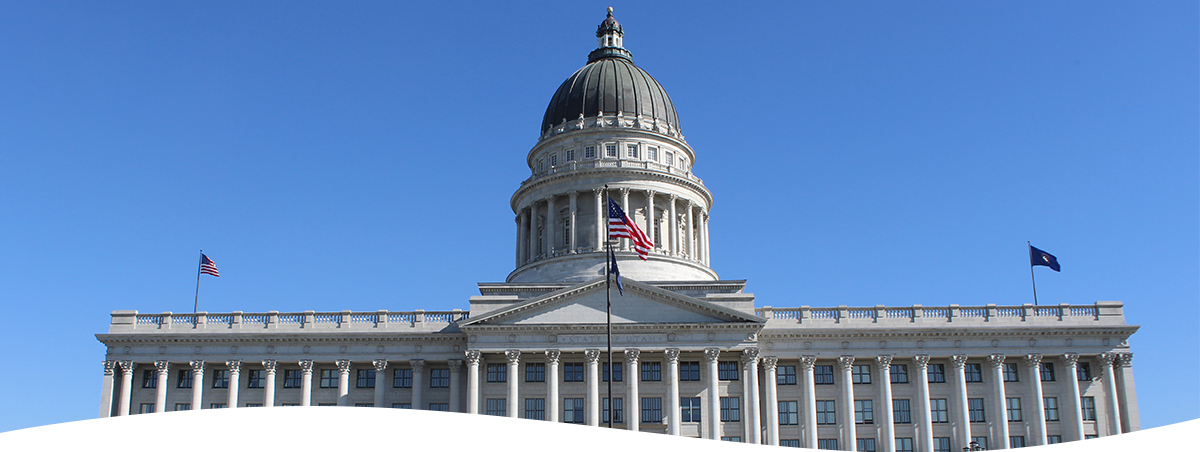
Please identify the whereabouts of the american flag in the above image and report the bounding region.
[199,253,220,277]
[608,198,654,260]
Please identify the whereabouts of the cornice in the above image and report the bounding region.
[460,322,763,334]
[96,332,468,345]
[510,166,713,213]
[758,325,1139,340]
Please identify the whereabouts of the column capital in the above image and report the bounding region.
[1099,352,1118,369]
[949,355,968,369]
[645,189,657,198]
[584,349,601,363]
[1024,354,1043,367]
[1118,353,1133,368]
[668,193,678,202]
[335,359,352,373]
[799,355,817,371]
[466,350,482,364]
[226,360,242,374]
[448,359,463,372]
[506,349,522,364]
[741,347,760,364]
[665,348,680,363]
[410,359,426,371]
[298,359,314,372]
[593,187,604,198]
[986,354,1005,368]
[544,195,556,203]
[568,191,578,200]
[876,355,893,367]
[703,347,720,363]
[545,349,561,363]
[913,354,930,370]
[103,360,117,376]
[373,359,388,372]
[190,360,206,373]
[623,348,640,364]
[118,360,136,374]
[154,360,170,374]
[762,356,778,371]
[618,187,630,196]
[1061,353,1080,367]
[262,359,278,374]
[837,355,855,370]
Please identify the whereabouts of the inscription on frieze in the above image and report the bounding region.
[558,334,668,344]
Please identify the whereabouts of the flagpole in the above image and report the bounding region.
[1028,241,1039,306]
[604,185,613,429]
[194,250,203,314]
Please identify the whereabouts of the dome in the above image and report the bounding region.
[539,12,681,135]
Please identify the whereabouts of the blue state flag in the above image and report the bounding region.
[1029,245,1061,272]
[609,248,623,295]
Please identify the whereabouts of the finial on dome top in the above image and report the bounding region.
[607,6,613,15]
[589,7,632,63]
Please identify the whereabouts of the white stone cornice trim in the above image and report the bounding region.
[510,166,713,213]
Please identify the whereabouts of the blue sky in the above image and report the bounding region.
[0,2,1195,433]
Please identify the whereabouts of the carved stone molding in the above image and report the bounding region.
[762,356,778,371]
[584,349,601,363]
[448,359,463,372]
[545,349,561,364]
[262,359,277,374]
[664,348,680,363]
[370,359,387,372]
[1024,354,1043,368]
[190,360,206,374]
[623,348,640,364]
[949,355,968,370]
[799,355,817,371]
[913,355,930,370]
[298,359,314,372]
[103,360,117,376]
[410,359,426,371]
[226,360,242,374]
[118,360,136,374]
[1061,353,1080,368]
[987,354,1006,369]
[155,360,170,374]
[465,350,482,365]
[703,347,720,363]
[1118,353,1133,368]
[876,355,894,367]
[837,355,855,370]
[741,347,759,364]
[506,349,522,364]
[1098,352,1117,372]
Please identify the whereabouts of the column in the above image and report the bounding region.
[449,359,463,412]
[517,211,528,265]
[625,349,641,431]
[299,360,313,407]
[704,348,721,440]
[801,356,818,449]
[1024,354,1047,445]
[1115,353,1140,432]
[373,359,388,409]
[914,355,933,452]
[986,354,1010,449]
[950,355,971,451]
[1099,352,1122,435]
[619,188,630,251]
[99,361,116,418]
[594,188,605,251]
[645,190,656,252]
[567,191,578,253]
[528,203,538,262]
[764,356,780,446]
[666,348,681,435]
[227,360,242,408]
[668,194,678,256]
[466,351,482,414]
[263,360,277,407]
[191,360,206,410]
[702,212,710,266]
[1061,354,1084,441]
[837,356,856,451]
[686,200,695,259]
[507,350,521,418]
[745,348,762,444]
[545,196,557,256]
[411,359,426,411]
[334,359,351,406]
[877,356,896,452]
[117,360,135,416]
[547,350,561,422]
[515,214,522,267]
[154,360,169,413]
[586,349,601,426]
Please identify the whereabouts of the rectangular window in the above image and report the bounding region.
[896,438,914,452]
[780,440,800,448]
[777,365,797,385]
[1081,396,1096,420]
[854,399,874,424]
[718,361,739,380]
[174,403,190,411]
[1003,363,1020,382]
[356,369,375,388]
[1085,435,1098,440]
[893,399,911,424]
[318,369,336,388]
[142,370,157,389]
[641,397,663,423]
[1047,436,1062,444]
[429,403,449,411]
[282,403,300,407]
[564,363,584,382]
[603,363,623,382]
[537,159,543,172]
[1040,362,1056,381]
[393,368,412,388]
[1007,397,1022,421]
[606,144,618,158]
[890,364,909,383]
[680,397,701,423]
[964,363,983,382]
[627,144,638,158]
[721,397,741,422]
[934,437,952,452]
[318,403,336,406]
[584,146,596,159]
[487,363,507,383]
[565,149,575,161]
[641,362,661,381]
[1044,397,1059,421]
[816,400,836,425]
[647,147,658,161]
[284,370,301,388]
[603,398,623,423]
[968,398,986,422]
[352,403,371,407]
[928,364,946,383]
[392,403,411,409]
[212,370,230,389]
[525,363,545,382]
[139,403,155,414]
[549,153,558,167]
[210,403,227,409]
[679,361,700,381]
[429,369,450,388]
[721,437,742,443]
[818,439,838,451]
[971,437,989,449]
[814,365,834,384]
[779,400,798,425]
[564,398,584,424]
[177,370,193,389]
[1077,363,1092,381]
[857,438,877,452]
[485,398,506,417]
[665,151,674,166]
[931,398,948,423]
[1009,436,1026,448]
[852,365,872,384]
[247,369,265,389]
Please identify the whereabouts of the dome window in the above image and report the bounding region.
[584,146,596,159]
[627,144,639,159]
[665,151,675,166]
[549,153,558,167]
[605,144,618,158]
[565,149,575,162]
[647,147,658,162]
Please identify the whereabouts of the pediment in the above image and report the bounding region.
[460,278,764,326]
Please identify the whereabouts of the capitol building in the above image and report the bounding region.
[96,10,1139,451]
